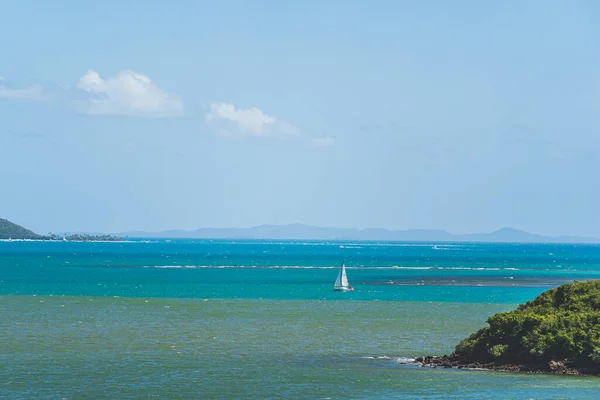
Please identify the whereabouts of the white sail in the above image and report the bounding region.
[340,264,349,287]
[334,263,351,290]
[334,268,343,288]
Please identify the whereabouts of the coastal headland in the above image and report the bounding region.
[412,281,600,376]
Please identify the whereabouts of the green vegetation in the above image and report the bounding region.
[454,281,600,371]
[0,218,42,239]
[48,233,122,242]
[1,218,121,241]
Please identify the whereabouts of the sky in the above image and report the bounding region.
[1,0,600,237]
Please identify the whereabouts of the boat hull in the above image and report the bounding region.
[333,286,354,292]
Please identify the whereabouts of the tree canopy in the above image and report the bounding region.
[455,280,600,370]
[0,218,121,241]
[0,218,42,239]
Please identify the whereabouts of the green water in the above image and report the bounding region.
[3,240,600,398]
[2,296,599,399]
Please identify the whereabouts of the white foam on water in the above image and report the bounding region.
[0,239,142,243]
[144,265,340,269]
[362,356,415,364]
[393,357,416,364]
[139,265,522,271]
[362,355,394,360]
[432,245,459,251]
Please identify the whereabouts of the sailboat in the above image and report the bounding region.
[333,262,354,292]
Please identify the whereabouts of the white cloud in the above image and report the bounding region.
[75,70,184,117]
[313,136,336,147]
[205,102,299,139]
[1,73,336,147]
[0,78,44,101]
[0,71,183,118]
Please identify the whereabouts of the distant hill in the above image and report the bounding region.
[3,217,595,243]
[119,224,599,244]
[0,218,42,239]
[0,219,120,241]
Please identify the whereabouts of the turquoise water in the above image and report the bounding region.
[2,240,600,399]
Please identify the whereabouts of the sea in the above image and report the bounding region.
[2,239,600,399]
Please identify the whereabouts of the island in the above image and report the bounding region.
[47,233,123,242]
[0,218,42,239]
[1,218,122,242]
[413,280,600,375]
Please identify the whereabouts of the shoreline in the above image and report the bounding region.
[410,355,600,377]
[0,238,132,243]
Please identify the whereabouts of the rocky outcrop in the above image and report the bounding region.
[411,355,592,375]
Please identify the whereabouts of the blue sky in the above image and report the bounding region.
[1,0,600,236]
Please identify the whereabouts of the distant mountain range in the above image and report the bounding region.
[117,224,599,244]
[4,217,596,243]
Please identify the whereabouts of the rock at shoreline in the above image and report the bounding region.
[412,355,586,375]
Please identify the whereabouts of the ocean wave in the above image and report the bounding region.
[138,265,522,271]
[393,357,416,364]
[362,356,395,359]
[146,265,340,269]
[364,243,465,248]
[217,241,467,248]
[362,356,416,364]
[432,245,460,251]
[391,266,521,271]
